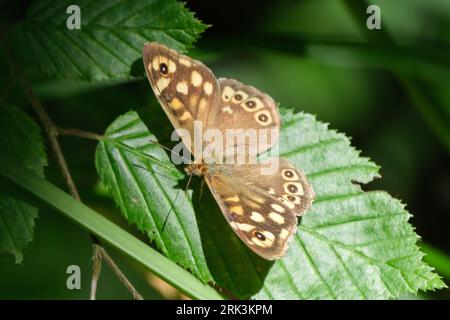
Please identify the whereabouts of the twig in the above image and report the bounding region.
[90,244,103,300]
[0,30,143,300]
[57,127,103,141]
[99,246,144,300]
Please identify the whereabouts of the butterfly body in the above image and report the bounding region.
[143,42,315,260]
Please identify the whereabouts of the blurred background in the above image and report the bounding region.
[0,0,449,299]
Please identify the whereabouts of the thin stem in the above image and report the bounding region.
[57,127,103,141]
[90,244,103,300]
[99,246,144,300]
[0,29,143,300]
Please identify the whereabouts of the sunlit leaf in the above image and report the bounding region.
[95,109,444,299]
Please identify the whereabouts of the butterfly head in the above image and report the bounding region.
[184,164,208,177]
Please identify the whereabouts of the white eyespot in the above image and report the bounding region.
[282,169,299,181]
[269,212,285,224]
[152,55,168,71]
[254,110,272,126]
[191,70,203,87]
[251,230,275,248]
[241,97,264,112]
[250,211,265,223]
[203,81,213,95]
[222,86,235,102]
[176,81,188,95]
[179,57,192,67]
[231,90,249,104]
[283,182,304,195]
[155,78,171,92]
[282,194,301,205]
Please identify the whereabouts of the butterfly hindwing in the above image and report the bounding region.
[143,42,220,156]
[205,163,300,260]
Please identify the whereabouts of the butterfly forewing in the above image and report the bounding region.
[143,42,220,157]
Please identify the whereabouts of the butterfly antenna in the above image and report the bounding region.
[149,139,191,165]
[161,172,194,232]
[132,163,177,181]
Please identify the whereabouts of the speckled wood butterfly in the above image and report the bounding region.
[143,43,315,260]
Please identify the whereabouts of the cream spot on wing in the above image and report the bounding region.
[236,223,255,232]
[156,78,171,92]
[191,70,203,87]
[203,81,213,95]
[269,212,285,224]
[179,111,192,121]
[249,195,264,204]
[198,97,208,113]
[222,106,233,114]
[189,95,199,112]
[179,57,192,67]
[279,229,290,240]
[230,205,244,216]
[250,211,265,223]
[225,195,240,202]
[222,86,235,102]
[283,182,304,195]
[255,110,273,126]
[168,59,177,73]
[244,199,261,210]
[169,97,184,110]
[271,203,285,213]
[176,81,188,95]
[267,188,276,195]
[230,221,238,230]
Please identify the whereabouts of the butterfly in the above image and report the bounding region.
[142,42,315,260]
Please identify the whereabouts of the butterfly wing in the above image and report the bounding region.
[206,78,281,158]
[245,158,315,215]
[143,42,220,157]
[205,159,313,260]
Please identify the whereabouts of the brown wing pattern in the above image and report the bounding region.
[143,42,220,157]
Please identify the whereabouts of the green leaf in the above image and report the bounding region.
[95,109,445,299]
[0,106,47,263]
[8,0,207,81]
